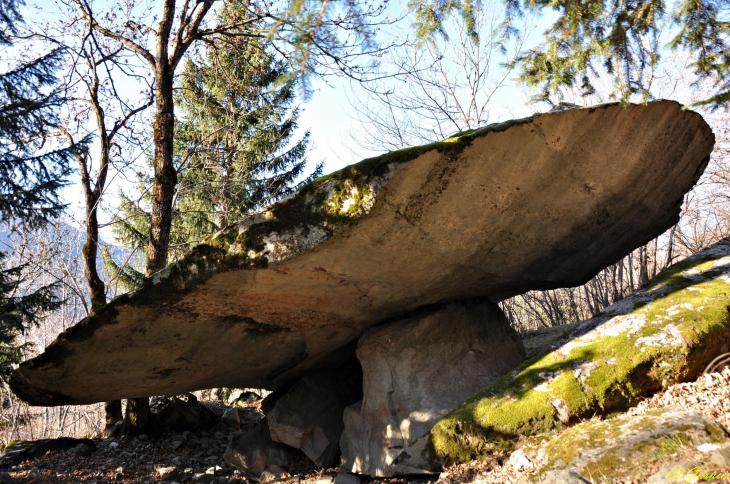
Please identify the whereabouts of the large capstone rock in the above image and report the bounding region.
[340,299,525,477]
[267,364,362,467]
[426,237,730,467]
[9,101,714,405]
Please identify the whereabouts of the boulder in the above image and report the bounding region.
[67,443,93,456]
[221,408,241,429]
[224,419,302,478]
[527,408,730,483]
[267,364,362,467]
[0,437,96,467]
[339,299,525,477]
[427,237,730,466]
[151,393,217,432]
[9,101,714,405]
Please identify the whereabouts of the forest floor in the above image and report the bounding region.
[4,367,730,484]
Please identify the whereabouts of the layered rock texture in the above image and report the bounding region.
[9,100,714,406]
[339,299,524,476]
[426,237,730,468]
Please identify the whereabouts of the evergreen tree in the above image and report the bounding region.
[111,0,320,275]
[410,0,730,108]
[172,9,320,250]
[0,0,81,380]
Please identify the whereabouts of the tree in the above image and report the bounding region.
[408,0,730,107]
[0,0,81,380]
[72,0,380,275]
[113,1,320,271]
[178,49,315,226]
[48,8,154,429]
[171,4,320,252]
[513,0,726,106]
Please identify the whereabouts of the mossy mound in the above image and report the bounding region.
[429,238,730,465]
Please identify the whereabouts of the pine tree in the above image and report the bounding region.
[112,1,320,269]
[0,0,81,380]
[172,3,320,250]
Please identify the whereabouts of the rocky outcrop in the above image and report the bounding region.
[527,408,730,483]
[267,365,362,468]
[426,238,730,467]
[339,299,525,477]
[224,419,302,478]
[9,101,714,405]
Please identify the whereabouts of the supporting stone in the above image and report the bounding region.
[268,363,362,468]
[224,419,302,478]
[339,299,525,477]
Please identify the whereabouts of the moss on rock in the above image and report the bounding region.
[429,238,730,466]
[529,408,730,483]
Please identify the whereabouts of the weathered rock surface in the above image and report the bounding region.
[224,419,302,478]
[268,365,362,467]
[528,408,730,483]
[427,237,730,466]
[10,100,715,405]
[340,299,525,477]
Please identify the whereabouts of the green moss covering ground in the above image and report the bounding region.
[429,239,730,466]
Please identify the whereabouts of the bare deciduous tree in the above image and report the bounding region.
[350,2,534,151]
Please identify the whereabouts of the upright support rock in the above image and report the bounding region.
[267,364,362,467]
[339,299,525,477]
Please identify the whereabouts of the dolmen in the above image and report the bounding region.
[9,101,715,477]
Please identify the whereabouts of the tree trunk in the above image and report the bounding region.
[82,198,107,310]
[104,400,123,429]
[639,245,650,287]
[146,65,178,276]
[120,397,153,436]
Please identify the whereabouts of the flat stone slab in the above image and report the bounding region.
[10,101,714,405]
